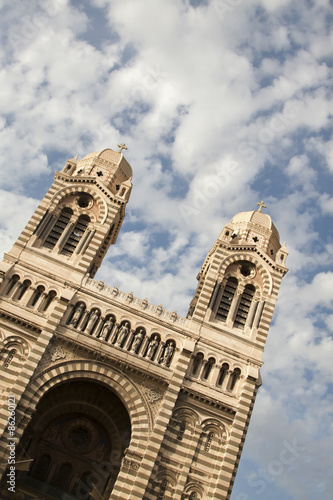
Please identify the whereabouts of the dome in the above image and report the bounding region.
[79,148,133,180]
[231,210,280,242]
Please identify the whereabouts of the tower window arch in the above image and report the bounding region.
[217,363,229,387]
[41,290,57,311]
[15,279,31,301]
[29,285,45,307]
[61,215,90,256]
[5,274,20,296]
[202,357,215,381]
[43,207,73,250]
[216,277,238,322]
[192,353,204,377]
[234,284,255,329]
[229,368,241,392]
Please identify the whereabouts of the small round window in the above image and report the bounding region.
[76,194,93,209]
[239,262,256,278]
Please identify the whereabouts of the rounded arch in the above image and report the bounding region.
[3,336,30,358]
[230,363,243,373]
[18,378,133,499]
[191,352,205,377]
[173,407,200,429]
[48,186,108,224]
[26,360,152,438]
[183,481,205,499]
[4,273,21,298]
[155,468,178,488]
[202,357,215,381]
[218,254,273,296]
[201,418,227,442]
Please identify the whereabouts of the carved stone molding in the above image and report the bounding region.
[140,379,165,419]
[122,458,140,471]
[49,345,67,362]
[34,340,78,377]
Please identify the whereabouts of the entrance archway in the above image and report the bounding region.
[14,381,131,499]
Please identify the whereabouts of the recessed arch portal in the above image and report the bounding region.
[10,360,152,499]
[16,380,131,499]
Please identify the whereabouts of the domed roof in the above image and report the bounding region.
[80,148,132,179]
[231,210,280,241]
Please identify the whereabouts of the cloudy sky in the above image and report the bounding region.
[1,0,332,498]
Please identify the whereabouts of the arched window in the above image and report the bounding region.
[30,285,45,307]
[202,357,215,381]
[216,277,238,322]
[192,353,204,377]
[41,290,57,311]
[234,284,255,329]
[61,215,90,256]
[5,274,20,296]
[31,454,51,482]
[51,462,72,491]
[43,208,73,249]
[217,363,229,387]
[16,279,31,301]
[229,368,241,392]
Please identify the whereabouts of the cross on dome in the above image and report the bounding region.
[117,143,128,153]
[256,200,267,212]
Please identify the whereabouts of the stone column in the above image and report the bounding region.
[244,300,258,331]
[124,330,135,350]
[253,300,265,329]
[35,292,47,311]
[155,341,165,363]
[55,216,77,252]
[226,290,242,327]
[109,323,120,344]
[212,364,221,386]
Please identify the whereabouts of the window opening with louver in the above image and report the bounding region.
[233,284,255,329]
[43,208,72,249]
[61,215,90,256]
[216,277,238,322]
[31,455,51,482]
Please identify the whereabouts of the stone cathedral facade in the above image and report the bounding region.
[0,148,288,500]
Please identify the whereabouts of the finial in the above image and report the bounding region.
[256,200,267,212]
[117,143,128,154]
[74,154,79,160]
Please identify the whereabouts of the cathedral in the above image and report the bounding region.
[0,148,288,499]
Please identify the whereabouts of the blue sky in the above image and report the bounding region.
[0,0,332,498]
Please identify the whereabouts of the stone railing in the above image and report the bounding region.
[83,277,187,326]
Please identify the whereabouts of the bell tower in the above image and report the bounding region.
[3,148,133,283]
[177,203,289,498]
